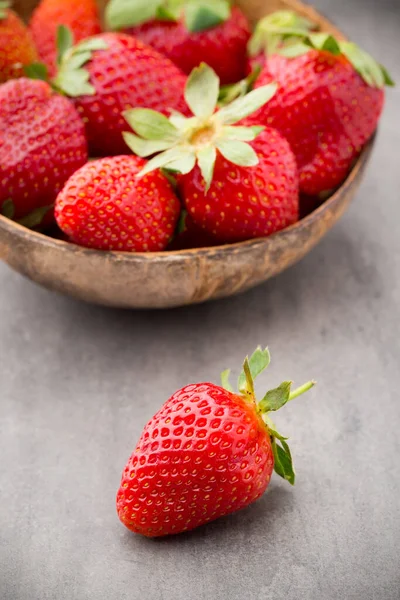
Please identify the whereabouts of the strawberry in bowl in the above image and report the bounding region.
[0,77,88,227]
[105,0,251,85]
[246,18,394,197]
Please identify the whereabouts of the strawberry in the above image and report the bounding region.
[105,0,250,85]
[29,0,101,77]
[117,347,315,537]
[54,155,181,252]
[0,78,88,226]
[246,28,394,196]
[124,64,299,243]
[0,1,38,83]
[36,28,189,156]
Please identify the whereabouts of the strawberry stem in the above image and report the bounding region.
[221,347,315,485]
[242,358,255,397]
[288,380,316,402]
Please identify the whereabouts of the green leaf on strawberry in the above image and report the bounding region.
[196,145,216,187]
[1,198,15,219]
[184,60,220,118]
[105,0,232,32]
[248,10,316,58]
[0,0,10,19]
[124,108,179,141]
[308,32,341,54]
[52,26,108,97]
[106,0,171,30]
[1,200,53,229]
[259,381,292,412]
[56,24,74,65]
[272,438,295,485]
[122,133,173,157]
[218,64,262,106]
[220,368,234,393]
[124,63,277,190]
[216,84,276,125]
[215,138,258,166]
[156,2,182,22]
[184,0,231,33]
[18,205,53,229]
[221,347,315,485]
[24,62,49,81]
[380,64,395,87]
[340,41,395,88]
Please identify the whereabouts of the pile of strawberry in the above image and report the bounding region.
[0,0,393,251]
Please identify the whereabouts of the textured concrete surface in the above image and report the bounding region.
[1,1,400,599]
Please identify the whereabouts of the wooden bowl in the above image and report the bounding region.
[0,0,375,309]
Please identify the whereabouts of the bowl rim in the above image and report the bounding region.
[0,136,375,262]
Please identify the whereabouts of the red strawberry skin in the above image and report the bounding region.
[55,155,181,252]
[73,33,188,156]
[179,128,299,243]
[125,6,251,85]
[117,383,274,537]
[247,51,384,196]
[29,0,101,77]
[0,78,88,221]
[0,8,38,83]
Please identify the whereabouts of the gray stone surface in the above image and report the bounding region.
[1,1,400,598]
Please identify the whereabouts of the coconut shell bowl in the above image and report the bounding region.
[0,0,376,309]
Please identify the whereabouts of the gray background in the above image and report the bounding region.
[1,0,399,598]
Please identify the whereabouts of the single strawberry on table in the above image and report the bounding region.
[55,155,181,252]
[246,25,394,196]
[32,26,189,156]
[0,0,38,83]
[124,63,299,244]
[0,77,88,226]
[117,347,315,537]
[105,0,251,85]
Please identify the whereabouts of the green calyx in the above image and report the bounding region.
[248,10,316,58]
[51,25,108,97]
[339,41,394,88]
[218,64,262,106]
[249,11,394,89]
[105,0,231,33]
[184,0,231,33]
[105,0,182,30]
[24,62,49,81]
[0,1,11,19]
[123,63,277,191]
[280,33,394,88]
[221,346,315,485]
[26,26,108,96]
